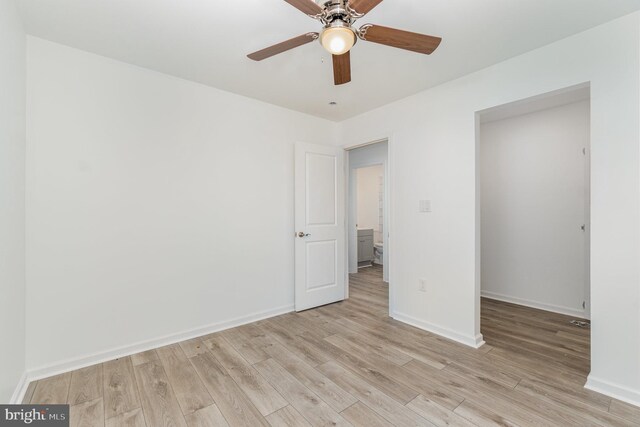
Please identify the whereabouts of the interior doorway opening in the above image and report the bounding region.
[476,84,591,375]
[346,140,390,310]
[354,165,384,269]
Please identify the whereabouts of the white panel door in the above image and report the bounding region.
[295,142,345,311]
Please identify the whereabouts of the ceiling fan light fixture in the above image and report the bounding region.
[248,0,442,86]
[320,23,356,55]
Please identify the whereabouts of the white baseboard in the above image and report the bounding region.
[10,371,28,404]
[392,311,485,349]
[586,375,640,408]
[481,290,588,319]
[473,333,486,348]
[26,304,294,383]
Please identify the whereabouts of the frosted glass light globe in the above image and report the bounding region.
[320,26,355,55]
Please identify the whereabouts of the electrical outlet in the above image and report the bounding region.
[418,279,427,292]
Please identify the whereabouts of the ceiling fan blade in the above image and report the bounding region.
[284,0,323,16]
[247,33,319,61]
[349,0,383,15]
[333,51,351,85]
[359,24,441,55]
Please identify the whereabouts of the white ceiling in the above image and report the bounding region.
[19,0,640,121]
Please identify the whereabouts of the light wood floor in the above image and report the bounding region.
[24,265,640,426]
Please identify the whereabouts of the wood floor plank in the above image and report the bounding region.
[443,361,518,391]
[70,397,104,427]
[296,310,345,337]
[179,338,209,358]
[21,380,37,404]
[609,399,640,424]
[262,342,357,412]
[285,312,342,339]
[340,402,394,427]
[442,356,521,389]
[482,319,589,355]
[69,365,103,405]
[268,313,320,339]
[329,315,449,369]
[366,314,481,363]
[133,361,187,427]
[234,323,273,349]
[406,358,602,426]
[403,359,552,426]
[219,327,270,365]
[453,400,520,427]
[516,374,610,411]
[103,357,141,419]
[254,358,352,426]
[265,406,312,427]
[323,303,471,365]
[481,305,588,336]
[332,329,413,366]
[514,379,631,426]
[320,332,463,409]
[190,351,269,426]
[257,320,331,367]
[483,347,587,387]
[156,343,214,415]
[406,395,475,427]
[184,404,229,427]
[297,332,421,405]
[131,350,159,366]
[203,335,288,416]
[317,360,433,426]
[481,323,589,372]
[105,408,146,427]
[31,372,71,404]
[482,298,589,335]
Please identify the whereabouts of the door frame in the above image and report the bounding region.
[582,144,591,319]
[474,84,592,340]
[343,137,394,316]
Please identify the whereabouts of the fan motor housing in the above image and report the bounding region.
[317,0,361,26]
[324,0,348,17]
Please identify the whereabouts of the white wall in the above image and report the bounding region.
[338,13,640,405]
[25,37,338,373]
[481,100,590,318]
[357,165,384,242]
[348,142,389,281]
[0,0,26,403]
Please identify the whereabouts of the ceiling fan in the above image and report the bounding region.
[247,0,442,85]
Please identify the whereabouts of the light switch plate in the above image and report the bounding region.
[419,200,431,213]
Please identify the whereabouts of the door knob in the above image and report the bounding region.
[297,232,311,238]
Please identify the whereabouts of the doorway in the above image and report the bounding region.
[346,140,390,310]
[477,85,591,372]
[354,165,384,269]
